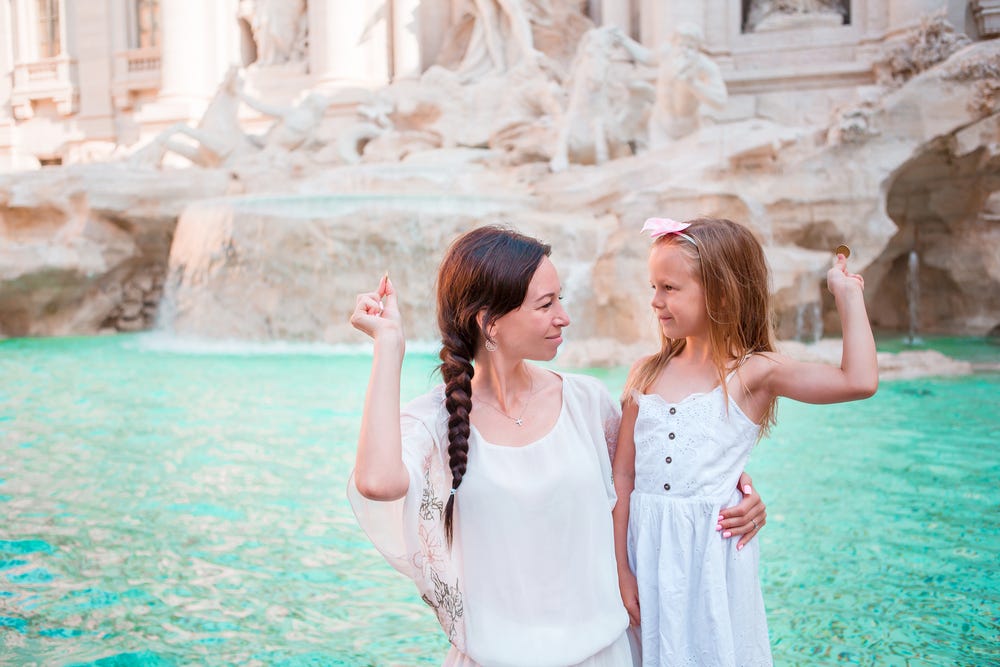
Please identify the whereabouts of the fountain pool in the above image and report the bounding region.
[0,335,997,665]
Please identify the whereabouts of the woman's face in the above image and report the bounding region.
[489,256,570,361]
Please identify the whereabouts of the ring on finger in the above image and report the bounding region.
[751,518,759,530]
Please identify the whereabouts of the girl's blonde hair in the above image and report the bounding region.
[623,218,779,433]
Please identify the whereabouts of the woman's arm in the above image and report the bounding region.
[350,275,410,501]
[762,253,878,404]
[612,400,640,627]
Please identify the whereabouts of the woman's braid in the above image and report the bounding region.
[441,333,474,545]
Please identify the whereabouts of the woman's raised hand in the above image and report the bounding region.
[350,273,404,341]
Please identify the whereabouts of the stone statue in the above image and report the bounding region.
[443,0,545,80]
[745,0,848,33]
[129,68,329,169]
[336,91,443,164]
[487,60,566,164]
[550,25,655,171]
[128,67,253,168]
[336,93,396,164]
[237,89,330,153]
[238,0,308,66]
[647,23,728,148]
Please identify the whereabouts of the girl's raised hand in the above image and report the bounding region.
[827,253,864,297]
[350,273,404,341]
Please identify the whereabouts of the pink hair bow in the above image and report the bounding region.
[641,217,691,239]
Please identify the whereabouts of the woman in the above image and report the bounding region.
[348,226,766,666]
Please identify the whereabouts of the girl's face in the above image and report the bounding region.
[490,256,570,361]
[648,242,709,340]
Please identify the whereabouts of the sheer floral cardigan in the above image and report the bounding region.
[347,373,621,653]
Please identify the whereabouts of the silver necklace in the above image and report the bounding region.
[478,374,535,427]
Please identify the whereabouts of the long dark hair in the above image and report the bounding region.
[436,225,551,545]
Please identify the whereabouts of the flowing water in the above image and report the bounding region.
[1,335,997,666]
[905,251,922,346]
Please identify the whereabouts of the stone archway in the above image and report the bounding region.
[867,126,1000,336]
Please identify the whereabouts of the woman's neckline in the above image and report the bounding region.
[470,370,566,450]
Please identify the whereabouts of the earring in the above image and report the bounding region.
[485,338,497,352]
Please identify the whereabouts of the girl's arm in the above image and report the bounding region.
[761,253,878,404]
[350,275,410,501]
[612,400,640,627]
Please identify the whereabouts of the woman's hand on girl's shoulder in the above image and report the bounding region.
[350,273,405,343]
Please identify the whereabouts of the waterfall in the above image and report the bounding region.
[808,301,823,342]
[794,301,824,343]
[905,250,921,345]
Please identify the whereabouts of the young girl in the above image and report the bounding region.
[612,217,878,666]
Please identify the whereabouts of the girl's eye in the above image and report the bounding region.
[541,301,553,309]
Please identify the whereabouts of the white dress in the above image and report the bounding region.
[349,372,635,667]
[627,378,772,667]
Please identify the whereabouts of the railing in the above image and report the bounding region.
[112,48,162,109]
[971,0,1000,37]
[11,56,79,119]
[23,60,59,81]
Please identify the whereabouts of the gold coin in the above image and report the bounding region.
[835,244,851,258]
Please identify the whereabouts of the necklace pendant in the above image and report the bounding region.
[514,418,524,427]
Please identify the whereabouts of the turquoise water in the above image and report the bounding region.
[0,335,997,666]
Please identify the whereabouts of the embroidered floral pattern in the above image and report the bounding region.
[421,569,465,644]
[411,442,466,651]
[419,472,444,521]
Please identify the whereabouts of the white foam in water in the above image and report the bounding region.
[130,332,442,357]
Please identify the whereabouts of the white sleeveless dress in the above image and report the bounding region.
[627,377,773,666]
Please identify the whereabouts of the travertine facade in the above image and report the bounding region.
[0,0,980,170]
[0,1,997,363]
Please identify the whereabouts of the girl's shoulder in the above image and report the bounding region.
[730,350,788,385]
[628,353,657,374]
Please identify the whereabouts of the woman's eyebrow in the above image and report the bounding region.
[533,289,560,303]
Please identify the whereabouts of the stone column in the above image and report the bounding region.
[0,2,14,107]
[638,0,662,46]
[157,0,221,116]
[418,0,452,70]
[309,1,390,87]
[150,0,239,122]
[601,0,632,32]
[639,0,705,49]
[393,0,422,79]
